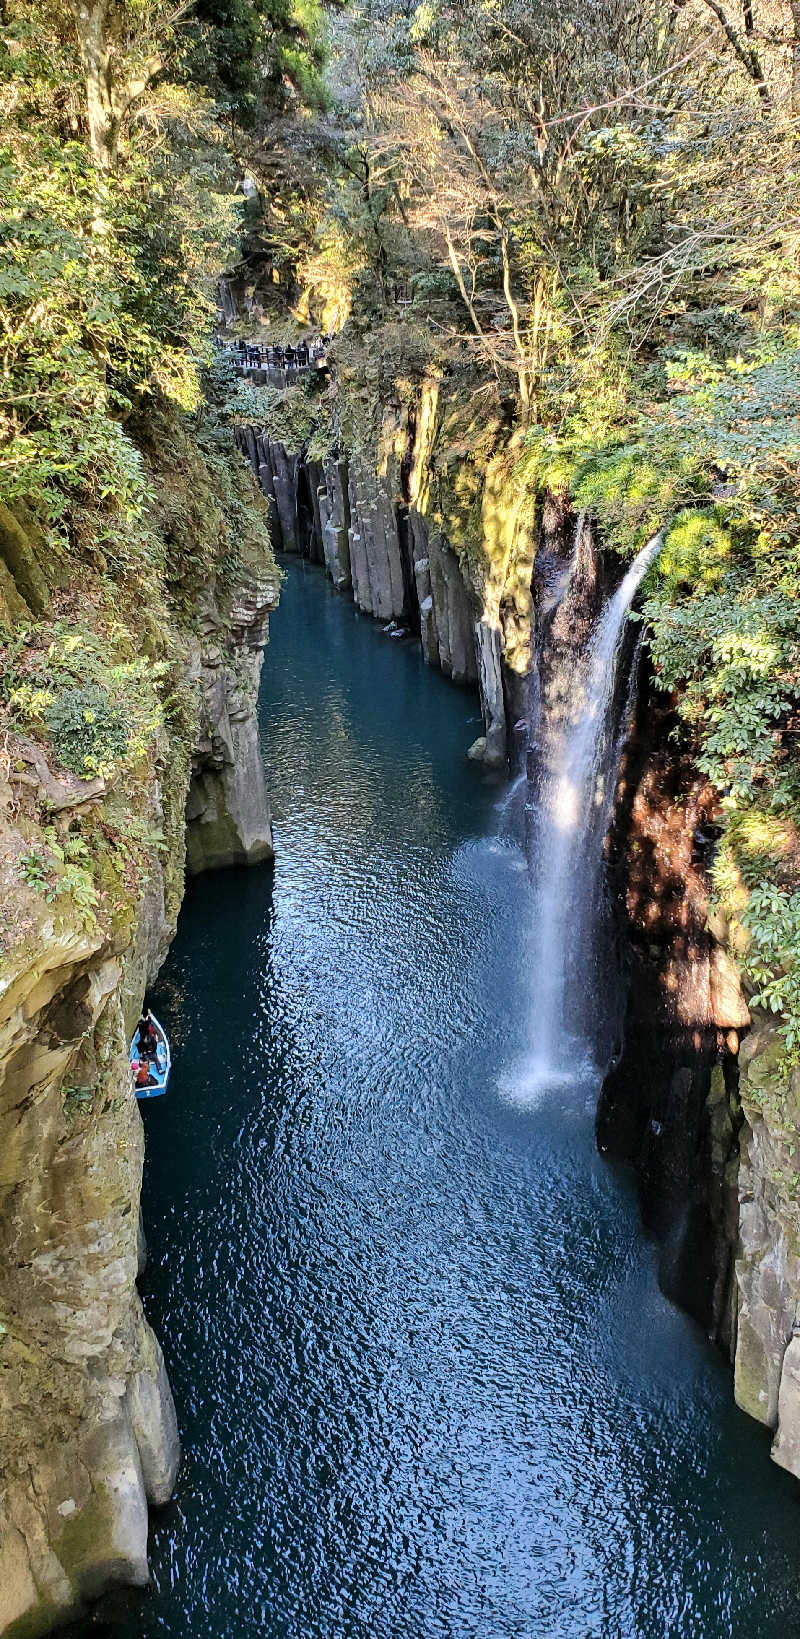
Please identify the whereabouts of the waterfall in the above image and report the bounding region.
[520,532,663,1097]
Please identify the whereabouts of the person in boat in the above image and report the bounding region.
[133,1058,158,1090]
[137,1012,158,1060]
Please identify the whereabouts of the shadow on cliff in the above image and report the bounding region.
[597,656,743,1348]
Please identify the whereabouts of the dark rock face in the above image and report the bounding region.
[601,684,800,1477]
[598,686,749,1345]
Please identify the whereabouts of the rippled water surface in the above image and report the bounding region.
[93,560,800,1638]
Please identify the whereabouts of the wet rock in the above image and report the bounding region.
[772,1337,800,1478]
[473,619,507,766]
[185,569,279,874]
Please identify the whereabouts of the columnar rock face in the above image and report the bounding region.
[256,435,300,555]
[408,513,477,687]
[319,459,351,591]
[237,426,486,720]
[734,1019,800,1473]
[185,566,280,875]
[347,459,407,622]
[0,781,180,1638]
[472,619,506,767]
[423,527,477,685]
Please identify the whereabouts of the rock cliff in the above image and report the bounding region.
[599,682,800,1480]
[185,572,279,875]
[235,423,513,765]
[735,1019,800,1472]
[0,797,180,1637]
[0,417,278,1636]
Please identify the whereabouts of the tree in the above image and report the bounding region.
[70,0,190,171]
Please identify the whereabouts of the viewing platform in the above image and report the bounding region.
[218,338,329,387]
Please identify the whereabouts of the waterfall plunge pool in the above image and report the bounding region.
[88,558,800,1639]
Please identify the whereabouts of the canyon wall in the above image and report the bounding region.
[598,681,800,1479]
[525,502,800,1481]
[233,419,530,771]
[0,447,278,1636]
[0,790,180,1637]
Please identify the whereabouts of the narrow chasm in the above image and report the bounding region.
[5,0,800,1631]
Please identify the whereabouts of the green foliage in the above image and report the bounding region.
[43,685,131,781]
[0,18,241,578]
[62,1082,97,1116]
[182,0,328,123]
[18,849,51,895]
[643,586,799,801]
[226,377,326,448]
[712,810,800,1058]
[17,827,99,930]
[4,623,168,781]
[657,511,733,593]
[741,882,800,1053]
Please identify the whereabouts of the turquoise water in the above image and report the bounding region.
[90,559,800,1638]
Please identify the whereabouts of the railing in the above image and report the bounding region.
[218,341,328,379]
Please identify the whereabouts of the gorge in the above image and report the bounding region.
[2,0,800,1632]
[81,558,800,1638]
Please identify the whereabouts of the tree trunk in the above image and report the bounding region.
[72,0,116,171]
[71,0,165,173]
[697,0,769,101]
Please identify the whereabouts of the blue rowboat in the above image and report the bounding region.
[131,1014,171,1100]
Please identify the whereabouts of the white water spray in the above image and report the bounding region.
[512,533,662,1101]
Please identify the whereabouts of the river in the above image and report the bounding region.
[90,559,800,1638]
